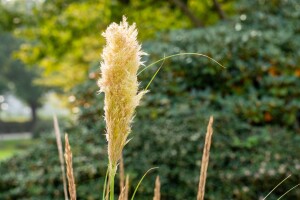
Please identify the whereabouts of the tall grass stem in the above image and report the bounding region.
[64,134,77,200]
[197,116,214,200]
[53,115,68,200]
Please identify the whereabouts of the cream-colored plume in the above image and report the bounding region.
[98,16,146,173]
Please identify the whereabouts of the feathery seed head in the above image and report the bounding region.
[98,16,146,171]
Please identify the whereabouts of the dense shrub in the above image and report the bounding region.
[0,119,59,138]
[1,76,299,200]
[141,0,300,128]
[0,121,31,133]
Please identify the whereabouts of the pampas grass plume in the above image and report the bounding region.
[98,16,146,174]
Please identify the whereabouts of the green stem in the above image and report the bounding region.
[102,168,109,200]
[109,165,116,200]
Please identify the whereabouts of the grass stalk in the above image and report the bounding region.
[98,16,146,200]
[64,134,77,200]
[119,155,125,192]
[197,116,214,200]
[53,115,68,200]
[124,175,129,200]
[106,176,110,200]
[153,176,161,200]
[103,168,109,200]
[109,165,116,200]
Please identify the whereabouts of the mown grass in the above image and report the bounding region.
[0,139,37,161]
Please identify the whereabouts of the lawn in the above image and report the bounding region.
[0,139,37,161]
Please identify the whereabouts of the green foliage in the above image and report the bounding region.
[0,139,37,161]
[141,0,300,127]
[0,119,54,136]
[14,0,235,90]
[0,121,31,133]
[14,0,109,90]
[0,31,45,124]
[0,3,24,31]
[0,4,46,123]
[0,74,299,199]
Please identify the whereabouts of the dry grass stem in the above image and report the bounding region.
[197,116,214,200]
[124,175,129,200]
[153,176,161,200]
[119,155,125,192]
[119,175,129,200]
[64,134,77,200]
[118,174,129,200]
[53,115,68,200]
[118,187,125,200]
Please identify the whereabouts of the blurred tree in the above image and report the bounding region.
[0,3,45,126]
[14,0,235,90]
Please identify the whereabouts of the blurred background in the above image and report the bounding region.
[0,0,299,199]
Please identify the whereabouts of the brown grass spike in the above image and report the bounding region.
[124,175,129,200]
[197,116,214,200]
[118,187,125,200]
[64,134,77,200]
[53,115,68,200]
[153,176,161,200]
[119,155,125,193]
[118,174,130,200]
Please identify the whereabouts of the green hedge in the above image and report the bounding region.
[0,121,31,133]
[1,75,299,199]
[0,100,299,199]
[141,0,300,128]
[0,119,56,137]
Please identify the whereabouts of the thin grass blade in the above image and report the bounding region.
[277,183,300,200]
[130,167,158,200]
[103,168,109,200]
[262,174,292,200]
[138,53,224,76]
[145,55,165,90]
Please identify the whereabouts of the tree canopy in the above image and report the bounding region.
[14,0,235,90]
[0,3,45,124]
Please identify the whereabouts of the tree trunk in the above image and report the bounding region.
[118,0,130,4]
[212,0,226,20]
[170,0,204,27]
[29,102,37,129]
